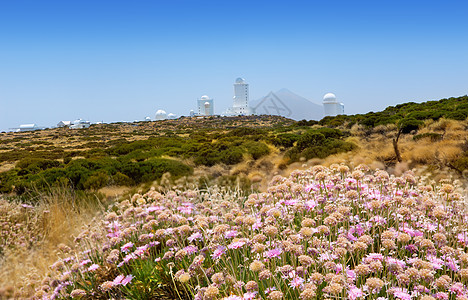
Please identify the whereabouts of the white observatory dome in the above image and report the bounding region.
[235,77,245,84]
[323,93,337,103]
[204,101,211,106]
[167,113,177,119]
[200,95,210,100]
[155,109,167,120]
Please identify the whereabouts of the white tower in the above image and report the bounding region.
[323,93,344,117]
[233,77,249,109]
[197,95,214,116]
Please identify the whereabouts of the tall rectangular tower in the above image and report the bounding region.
[233,77,249,109]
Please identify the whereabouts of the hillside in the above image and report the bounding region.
[0,96,467,298]
[0,97,467,198]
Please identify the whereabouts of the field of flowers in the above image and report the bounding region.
[35,164,468,300]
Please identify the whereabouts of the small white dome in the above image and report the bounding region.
[323,93,337,102]
[200,95,210,100]
[235,77,245,84]
[155,109,167,115]
[167,113,177,119]
[204,101,210,106]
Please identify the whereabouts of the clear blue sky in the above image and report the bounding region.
[1,0,467,131]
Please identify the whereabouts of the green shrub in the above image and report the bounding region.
[272,133,300,148]
[220,148,244,165]
[112,172,134,186]
[82,171,109,190]
[398,118,423,134]
[244,141,270,160]
[296,132,326,151]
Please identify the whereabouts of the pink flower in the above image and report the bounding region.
[188,232,203,242]
[305,185,318,192]
[391,288,411,300]
[224,230,239,238]
[223,296,243,300]
[147,205,165,212]
[318,252,338,261]
[365,253,384,262]
[348,285,364,300]
[80,259,91,266]
[305,200,317,210]
[264,248,282,259]
[243,292,257,299]
[113,275,125,285]
[121,242,134,253]
[449,282,464,295]
[121,275,133,286]
[252,221,263,230]
[346,269,357,282]
[289,276,304,288]
[211,246,226,260]
[88,264,99,271]
[183,245,198,255]
[457,233,468,245]
[228,240,247,249]
[177,203,194,214]
[434,292,448,300]
[113,274,133,286]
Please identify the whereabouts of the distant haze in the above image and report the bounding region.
[1,1,467,132]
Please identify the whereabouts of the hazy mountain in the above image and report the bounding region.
[251,88,323,121]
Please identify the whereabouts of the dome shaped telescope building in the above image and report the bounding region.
[197,95,214,116]
[155,109,167,120]
[323,93,345,117]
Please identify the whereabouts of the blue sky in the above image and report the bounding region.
[1,0,467,131]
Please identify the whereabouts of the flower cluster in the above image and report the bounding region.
[36,164,468,299]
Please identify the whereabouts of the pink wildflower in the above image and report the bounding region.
[88,264,99,271]
[391,288,411,300]
[243,292,257,299]
[121,242,134,253]
[348,285,364,300]
[80,259,91,266]
[113,275,125,285]
[264,248,282,259]
[228,240,247,249]
[222,296,243,300]
[434,292,448,300]
[121,275,133,286]
[183,245,198,255]
[188,232,203,242]
[289,276,304,288]
[365,253,384,262]
[304,200,317,210]
[224,230,239,238]
[211,246,226,260]
[457,233,468,245]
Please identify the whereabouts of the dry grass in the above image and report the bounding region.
[0,189,105,298]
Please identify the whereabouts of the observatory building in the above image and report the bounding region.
[197,95,214,116]
[70,119,90,129]
[15,124,41,132]
[225,78,253,116]
[323,93,344,117]
[155,110,167,120]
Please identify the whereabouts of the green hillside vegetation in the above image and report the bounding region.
[0,116,354,195]
[319,95,468,128]
[0,96,467,196]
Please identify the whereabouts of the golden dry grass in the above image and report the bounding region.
[0,190,105,298]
